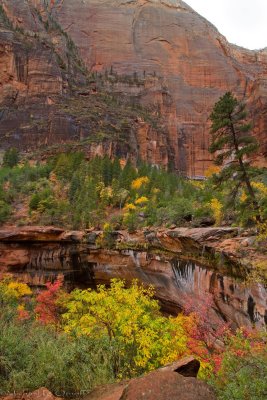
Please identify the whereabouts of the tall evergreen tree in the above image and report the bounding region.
[112,158,122,180]
[102,156,113,186]
[209,92,261,221]
[119,160,137,190]
[3,148,19,168]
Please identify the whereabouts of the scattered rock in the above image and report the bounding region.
[169,224,177,230]
[241,237,256,247]
[0,388,62,400]
[192,217,216,228]
[84,383,126,400]
[143,230,160,245]
[85,232,99,245]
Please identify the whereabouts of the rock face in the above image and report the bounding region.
[0,0,266,174]
[0,226,267,330]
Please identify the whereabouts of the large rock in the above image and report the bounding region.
[86,357,215,400]
[120,370,216,400]
[0,0,266,175]
[87,358,215,400]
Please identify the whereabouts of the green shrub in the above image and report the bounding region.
[3,148,19,168]
[54,152,85,181]
[123,210,138,232]
[156,198,194,226]
[96,223,116,249]
[0,200,11,224]
[0,320,115,395]
[29,188,54,212]
[29,193,41,210]
[209,332,267,400]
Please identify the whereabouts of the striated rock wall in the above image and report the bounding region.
[1,226,266,330]
[0,0,266,174]
[53,0,267,174]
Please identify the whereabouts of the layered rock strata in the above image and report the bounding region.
[0,226,266,329]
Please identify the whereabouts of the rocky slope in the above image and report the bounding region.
[0,0,266,175]
[1,226,266,329]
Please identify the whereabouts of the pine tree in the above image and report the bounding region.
[3,148,19,168]
[119,160,137,190]
[112,157,122,180]
[209,92,261,222]
[89,156,102,180]
[69,172,81,201]
[102,156,113,186]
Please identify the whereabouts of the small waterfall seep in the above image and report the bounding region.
[171,259,267,329]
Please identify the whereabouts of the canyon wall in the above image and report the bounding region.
[0,0,266,174]
[1,226,266,330]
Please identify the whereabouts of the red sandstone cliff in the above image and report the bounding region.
[0,0,266,175]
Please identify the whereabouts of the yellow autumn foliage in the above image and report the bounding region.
[246,260,267,285]
[258,220,267,240]
[240,190,248,203]
[209,198,223,225]
[251,181,267,196]
[135,196,149,205]
[62,279,191,376]
[124,203,137,212]
[0,280,32,301]
[131,176,150,190]
[103,222,112,231]
[7,281,32,298]
[190,180,205,190]
[204,165,221,178]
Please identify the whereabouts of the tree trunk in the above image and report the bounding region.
[230,121,262,223]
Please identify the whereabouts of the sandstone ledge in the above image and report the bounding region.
[0,225,264,273]
[1,226,266,329]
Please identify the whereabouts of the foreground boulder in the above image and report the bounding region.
[120,370,216,400]
[87,357,216,400]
